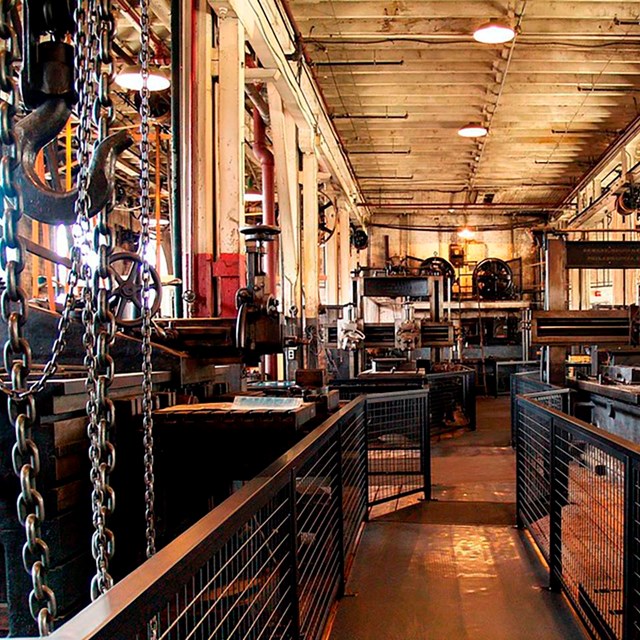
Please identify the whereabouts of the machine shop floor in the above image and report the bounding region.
[328,397,586,640]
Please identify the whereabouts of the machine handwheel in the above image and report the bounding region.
[108,251,162,328]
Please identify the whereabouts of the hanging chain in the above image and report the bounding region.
[0,2,58,634]
[139,3,158,637]
[76,0,118,600]
[140,0,156,562]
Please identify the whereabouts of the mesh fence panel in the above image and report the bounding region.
[340,407,367,560]
[514,394,638,640]
[366,394,428,505]
[44,391,433,640]
[140,489,294,640]
[552,418,625,640]
[632,461,640,636]
[516,399,552,560]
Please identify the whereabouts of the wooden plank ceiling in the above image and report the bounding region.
[287,0,640,219]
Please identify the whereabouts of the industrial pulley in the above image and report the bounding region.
[472,258,514,301]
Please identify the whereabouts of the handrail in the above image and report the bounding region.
[519,395,640,459]
[40,397,365,639]
[513,391,640,637]
[31,389,431,640]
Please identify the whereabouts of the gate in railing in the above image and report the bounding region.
[366,391,430,505]
[27,390,430,640]
[513,391,640,640]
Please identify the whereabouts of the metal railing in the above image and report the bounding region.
[510,372,564,447]
[331,366,475,433]
[514,392,640,639]
[492,360,540,396]
[31,390,429,640]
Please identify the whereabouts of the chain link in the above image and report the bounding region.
[140,0,157,564]
[0,0,119,627]
[74,0,118,600]
[139,3,158,637]
[0,0,57,633]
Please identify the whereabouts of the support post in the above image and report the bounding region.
[545,237,568,385]
[548,417,564,592]
[623,455,636,638]
[182,1,216,317]
[213,12,244,317]
[302,147,319,368]
[268,84,301,318]
[338,204,352,306]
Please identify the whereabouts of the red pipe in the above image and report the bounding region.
[253,108,277,286]
[253,107,278,379]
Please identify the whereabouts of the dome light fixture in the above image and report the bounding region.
[473,20,516,45]
[114,65,171,92]
[458,227,475,240]
[457,123,488,138]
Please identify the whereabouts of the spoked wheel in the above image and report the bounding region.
[472,258,514,301]
[318,191,337,246]
[419,256,455,281]
[108,251,162,328]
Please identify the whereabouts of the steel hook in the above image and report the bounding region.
[13,98,133,225]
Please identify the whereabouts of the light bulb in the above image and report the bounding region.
[473,21,515,44]
[458,123,488,138]
[115,65,171,92]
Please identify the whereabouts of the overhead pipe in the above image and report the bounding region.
[357,202,556,209]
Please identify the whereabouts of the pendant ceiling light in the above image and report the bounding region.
[473,21,516,44]
[457,123,488,138]
[114,65,171,92]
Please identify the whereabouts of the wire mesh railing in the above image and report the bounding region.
[34,390,430,640]
[331,366,475,433]
[510,372,564,447]
[514,393,640,639]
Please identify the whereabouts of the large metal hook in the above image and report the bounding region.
[13,98,133,225]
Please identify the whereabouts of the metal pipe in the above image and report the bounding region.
[253,107,278,378]
[170,0,183,316]
[245,83,270,126]
[358,202,554,209]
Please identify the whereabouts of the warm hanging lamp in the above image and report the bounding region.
[457,123,488,138]
[114,65,171,92]
[473,21,515,44]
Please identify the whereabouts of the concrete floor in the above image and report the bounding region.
[328,396,587,640]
